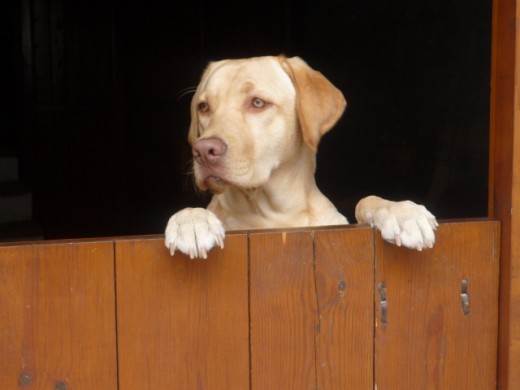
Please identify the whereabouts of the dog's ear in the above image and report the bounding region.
[279,56,346,152]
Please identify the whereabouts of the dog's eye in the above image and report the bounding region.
[251,98,266,109]
[198,102,210,112]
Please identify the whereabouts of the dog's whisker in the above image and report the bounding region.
[181,159,208,198]
[182,158,194,175]
[177,86,197,101]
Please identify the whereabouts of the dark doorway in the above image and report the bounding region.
[1,0,491,240]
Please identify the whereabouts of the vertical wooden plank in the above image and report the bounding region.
[249,231,317,389]
[116,235,249,389]
[490,0,520,387]
[0,241,118,388]
[314,227,374,389]
[375,220,500,389]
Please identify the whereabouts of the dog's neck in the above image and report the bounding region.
[207,148,346,229]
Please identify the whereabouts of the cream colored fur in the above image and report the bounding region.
[165,56,437,259]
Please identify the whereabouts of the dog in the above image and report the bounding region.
[165,55,438,259]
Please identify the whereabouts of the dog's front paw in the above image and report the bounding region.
[356,196,438,251]
[164,207,225,259]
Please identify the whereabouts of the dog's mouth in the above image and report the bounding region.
[195,164,260,194]
[204,176,229,194]
[201,175,260,194]
[194,163,230,193]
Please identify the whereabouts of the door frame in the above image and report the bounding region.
[489,0,520,388]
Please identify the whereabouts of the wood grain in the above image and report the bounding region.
[489,0,520,388]
[0,221,503,388]
[249,231,318,389]
[115,235,249,389]
[0,241,117,388]
[374,220,500,389]
[314,227,374,389]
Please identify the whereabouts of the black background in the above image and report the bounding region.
[2,0,491,239]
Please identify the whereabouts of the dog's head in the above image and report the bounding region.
[187,55,346,193]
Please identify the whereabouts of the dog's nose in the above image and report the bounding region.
[193,137,227,166]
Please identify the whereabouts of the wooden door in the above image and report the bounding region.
[0,221,500,389]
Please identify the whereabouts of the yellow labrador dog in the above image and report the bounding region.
[165,55,438,258]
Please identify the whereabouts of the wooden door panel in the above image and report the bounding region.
[249,226,375,389]
[0,241,117,388]
[314,227,374,389]
[375,220,499,389]
[115,236,249,389]
[249,231,318,389]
